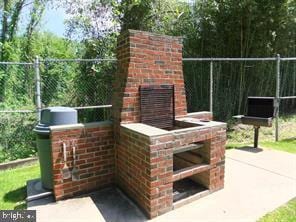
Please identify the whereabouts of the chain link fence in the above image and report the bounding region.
[0,62,35,110]
[39,59,116,122]
[0,59,116,163]
[184,60,278,119]
[183,57,296,143]
[184,58,296,118]
[0,57,295,162]
[0,62,37,162]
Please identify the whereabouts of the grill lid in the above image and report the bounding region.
[247,97,275,118]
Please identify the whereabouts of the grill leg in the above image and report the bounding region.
[254,126,260,148]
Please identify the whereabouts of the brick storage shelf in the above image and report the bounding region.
[173,164,211,182]
[173,143,204,154]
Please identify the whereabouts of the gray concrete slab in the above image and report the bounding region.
[89,188,147,222]
[29,196,105,222]
[29,148,296,222]
[227,147,296,180]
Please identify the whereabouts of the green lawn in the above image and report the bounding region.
[0,164,40,210]
[227,139,296,154]
[261,139,296,154]
[258,198,296,222]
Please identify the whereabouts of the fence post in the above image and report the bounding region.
[210,60,213,113]
[275,54,281,141]
[34,56,42,121]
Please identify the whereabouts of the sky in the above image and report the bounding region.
[20,4,67,37]
[41,7,67,37]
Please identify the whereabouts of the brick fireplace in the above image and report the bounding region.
[49,30,226,219]
[113,30,226,218]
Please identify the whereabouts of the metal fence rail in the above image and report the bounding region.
[184,55,296,141]
[0,55,295,162]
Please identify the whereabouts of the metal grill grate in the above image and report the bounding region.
[139,85,175,129]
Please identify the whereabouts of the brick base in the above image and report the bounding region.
[116,116,226,218]
[50,121,115,200]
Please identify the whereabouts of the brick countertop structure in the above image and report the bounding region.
[49,30,226,219]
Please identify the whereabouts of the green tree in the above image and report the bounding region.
[61,0,296,120]
[0,0,50,102]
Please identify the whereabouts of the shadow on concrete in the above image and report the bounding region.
[90,187,147,222]
[26,179,147,222]
[236,146,263,153]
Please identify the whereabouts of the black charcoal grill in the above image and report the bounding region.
[234,97,275,148]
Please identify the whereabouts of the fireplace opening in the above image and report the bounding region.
[139,84,203,131]
[173,147,205,168]
[173,178,208,203]
[172,143,211,203]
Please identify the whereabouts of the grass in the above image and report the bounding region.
[227,114,296,154]
[0,164,40,210]
[258,198,296,222]
[261,139,296,154]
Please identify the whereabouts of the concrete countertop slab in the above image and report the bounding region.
[121,123,170,137]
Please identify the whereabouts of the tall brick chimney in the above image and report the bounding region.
[112,30,187,126]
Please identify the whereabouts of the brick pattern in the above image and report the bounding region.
[50,122,114,200]
[113,29,187,126]
[189,127,226,191]
[117,123,226,218]
[117,127,174,218]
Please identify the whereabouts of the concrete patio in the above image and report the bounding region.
[28,148,296,222]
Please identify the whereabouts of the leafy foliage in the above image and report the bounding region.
[0,113,37,163]
[0,0,296,161]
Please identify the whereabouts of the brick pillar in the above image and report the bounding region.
[112,29,187,126]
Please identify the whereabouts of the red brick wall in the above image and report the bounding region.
[116,127,174,218]
[50,121,115,200]
[117,124,226,218]
[113,30,187,125]
[188,127,226,190]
